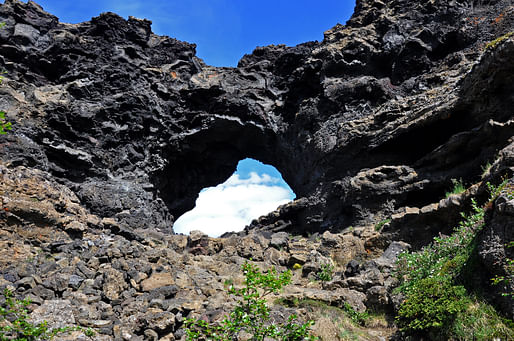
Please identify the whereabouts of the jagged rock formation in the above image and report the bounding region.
[0,0,512,238]
[0,0,513,339]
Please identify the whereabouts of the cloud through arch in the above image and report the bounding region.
[173,160,295,237]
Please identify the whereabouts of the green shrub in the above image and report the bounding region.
[395,197,485,294]
[0,288,85,340]
[396,277,467,332]
[315,263,334,282]
[185,261,317,340]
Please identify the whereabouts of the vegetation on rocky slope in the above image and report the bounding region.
[0,56,10,136]
[0,288,94,340]
[185,262,316,341]
[0,111,10,135]
[395,180,514,340]
[278,298,391,341]
[485,31,514,50]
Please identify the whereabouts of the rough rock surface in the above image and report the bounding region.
[478,175,514,318]
[0,0,512,238]
[0,0,513,339]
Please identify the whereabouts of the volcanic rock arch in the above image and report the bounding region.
[1,2,514,337]
[152,117,305,221]
[0,0,512,245]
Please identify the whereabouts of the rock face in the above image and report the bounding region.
[0,0,512,239]
[479,171,514,317]
[0,0,513,339]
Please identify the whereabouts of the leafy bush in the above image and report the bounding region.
[396,197,485,294]
[0,288,88,340]
[396,277,467,332]
[185,261,317,340]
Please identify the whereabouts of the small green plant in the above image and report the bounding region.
[341,303,369,326]
[316,263,334,282]
[486,178,510,200]
[0,111,12,135]
[445,178,466,198]
[0,288,84,340]
[485,31,514,50]
[185,261,317,340]
[374,218,391,231]
[223,278,233,287]
[84,328,95,337]
[0,55,11,135]
[0,112,10,135]
[481,162,492,179]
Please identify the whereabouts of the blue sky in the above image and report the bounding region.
[7,0,356,235]
[17,0,356,67]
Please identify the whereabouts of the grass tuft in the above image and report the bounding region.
[445,178,466,198]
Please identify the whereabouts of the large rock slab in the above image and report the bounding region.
[29,299,75,329]
[141,272,175,292]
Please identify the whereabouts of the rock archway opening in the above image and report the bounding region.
[173,158,296,237]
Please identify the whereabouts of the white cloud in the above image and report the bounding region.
[173,172,293,237]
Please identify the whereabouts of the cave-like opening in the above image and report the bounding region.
[173,158,296,237]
